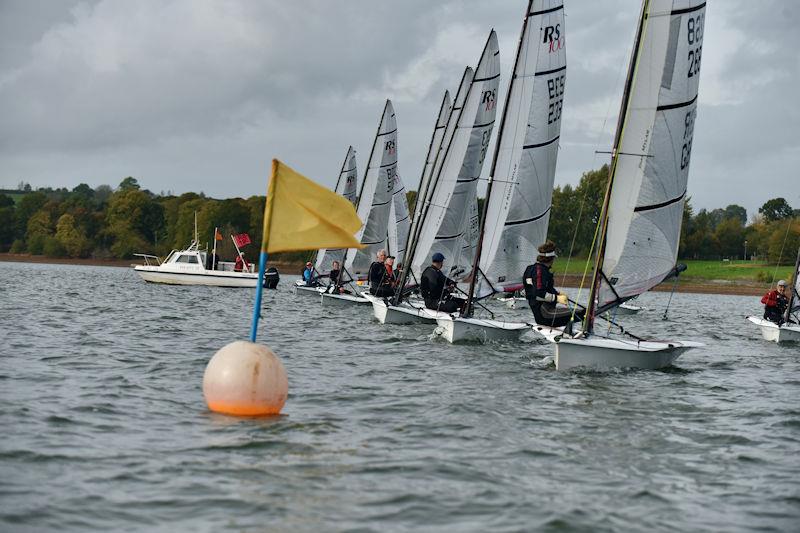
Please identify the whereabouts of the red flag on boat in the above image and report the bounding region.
[232,233,251,247]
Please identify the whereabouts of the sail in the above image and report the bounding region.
[414,90,452,225]
[315,146,358,270]
[788,247,800,318]
[345,100,398,276]
[479,0,566,294]
[597,0,706,309]
[411,31,501,281]
[388,173,411,264]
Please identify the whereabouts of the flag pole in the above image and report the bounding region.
[250,159,279,342]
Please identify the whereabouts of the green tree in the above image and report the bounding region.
[0,194,15,251]
[724,204,747,225]
[14,191,48,243]
[767,218,800,264]
[118,177,141,191]
[56,213,90,257]
[759,197,793,222]
[713,217,745,258]
[105,189,164,257]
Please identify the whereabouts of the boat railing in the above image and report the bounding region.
[133,253,162,266]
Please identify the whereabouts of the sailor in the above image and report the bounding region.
[302,261,318,286]
[420,252,466,313]
[761,280,789,324]
[384,255,398,287]
[328,260,342,288]
[234,253,248,272]
[523,241,583,327]
[368,249,394,297]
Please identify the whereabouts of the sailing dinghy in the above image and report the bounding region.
[746,247,800,343]
[323,101,402,306]
[372,31,501,325]
[553,0,707,370]
[436,1,567,343]
[294,146,359,298]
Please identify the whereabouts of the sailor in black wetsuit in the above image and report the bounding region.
[523,240,583,328]
[368,249,394,297]
[420,252,466,313]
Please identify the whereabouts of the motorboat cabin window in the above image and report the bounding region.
[176,255,198,264]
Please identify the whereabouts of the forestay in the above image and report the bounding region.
[315,146,358,270]
[479,0,567,295]
[411,31,501,282]
[597,0,706,309]
[345,100,398,276]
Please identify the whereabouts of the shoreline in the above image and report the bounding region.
[0,253,769,296]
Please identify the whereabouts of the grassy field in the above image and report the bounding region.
[553,258,794,284]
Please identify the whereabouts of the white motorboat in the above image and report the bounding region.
[545,0,708,370]
[434,316,531,343]
[746,316,800,343]
[555,337,704,371]
[133,241,275,288]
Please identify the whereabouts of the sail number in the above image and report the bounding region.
[547,75,565,124]
[686,12,704,78]
[680,109,696,170]
[477,129,491,165]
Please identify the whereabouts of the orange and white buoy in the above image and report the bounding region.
[203,341,288,416]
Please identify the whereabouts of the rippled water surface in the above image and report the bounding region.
[1,262,799,532]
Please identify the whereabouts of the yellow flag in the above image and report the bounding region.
[261,159,364,253]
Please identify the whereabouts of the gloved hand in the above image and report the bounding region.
[556,293,569,305]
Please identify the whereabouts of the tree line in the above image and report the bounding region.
[1,170,798,265]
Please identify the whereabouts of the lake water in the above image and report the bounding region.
[1,261,798,532]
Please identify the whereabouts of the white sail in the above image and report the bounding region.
[415,91,452,224]
[411,31,501,281]
[388,173,411,264]
[480,0,566,294]
[598,0,706,308]
[315,146,358,271]
[345,100,398,276]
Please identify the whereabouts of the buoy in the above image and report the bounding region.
[203,341,288,416]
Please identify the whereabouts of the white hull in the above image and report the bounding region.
[134,266,258,288]
[435,316,530,343]
[320,292,370,307]
[554,337,702,371]
[614,303,641,315]
[747,316,800,343]
[293,283,325,298]
[530,324,566,343]
[369,297,449,325]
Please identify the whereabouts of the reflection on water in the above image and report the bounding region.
[0,261,798,531]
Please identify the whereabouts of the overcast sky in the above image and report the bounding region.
[1,0,798,217]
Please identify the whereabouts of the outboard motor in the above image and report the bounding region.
[263,267,280,289]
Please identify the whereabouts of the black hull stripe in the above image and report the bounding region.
[377,128,398,137]
[657,94,697,112]
[505,206,551,227]
[535,65,567,77]
[529,5,563,17]
[523,136,559,150]
[634,190,686,213]
[671,2,705,16]
[473,73,500,82]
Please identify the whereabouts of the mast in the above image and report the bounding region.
[315,146,355,269]
[584,0,650,334]
[785,246,800,323]
[391,70,473,306]
[464,0,534,318]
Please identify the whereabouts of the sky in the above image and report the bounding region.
[1,0,798,218]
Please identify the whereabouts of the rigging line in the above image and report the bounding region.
[770,217,795,287]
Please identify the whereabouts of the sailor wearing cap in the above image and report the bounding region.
[302,261,318,286]
[523,240,583,328]
[419,252,466,313]
[761,279,789,324]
